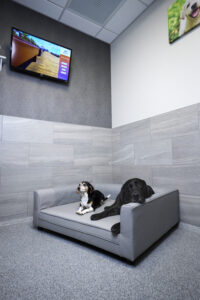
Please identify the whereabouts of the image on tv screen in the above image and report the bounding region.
[11,28,72,82]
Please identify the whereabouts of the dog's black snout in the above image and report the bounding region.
[132,192,139,200]
[77,186,80,191]
[191,2,197,10]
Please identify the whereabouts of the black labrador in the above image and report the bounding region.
[90,178,154,234]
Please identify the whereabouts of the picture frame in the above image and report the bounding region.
[168,0,200,43]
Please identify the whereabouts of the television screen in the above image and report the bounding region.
[10,27,72,83]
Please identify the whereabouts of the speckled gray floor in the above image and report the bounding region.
[0,220,200,300]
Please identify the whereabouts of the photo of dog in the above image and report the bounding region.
[76,181,110,215]
[179,0,200,35]
[91,178,154,235]
[168,0,200,43]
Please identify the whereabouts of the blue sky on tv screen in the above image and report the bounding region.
[14,29,69,56]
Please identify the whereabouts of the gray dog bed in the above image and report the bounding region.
[33,184,179,262]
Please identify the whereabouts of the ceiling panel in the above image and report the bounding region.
[60,9,101,36]
[48,0,69,8]
[13,0,62,20]
[141,0,154,5]
[96,28,117,43]
[67,0,124,25]
[105,0,146,34]
[12,0,154,44]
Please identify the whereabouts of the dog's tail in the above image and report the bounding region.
[100,194,111,205]
[104,194,111,200]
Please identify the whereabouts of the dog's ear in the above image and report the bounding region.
[76,184,80,194]
[180,12,185,19]
[87,182,94,195]
[83,181,94,195]
[180,6,186,19]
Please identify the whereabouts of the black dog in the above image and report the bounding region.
[76,181,110,215]
[90,178,154,234]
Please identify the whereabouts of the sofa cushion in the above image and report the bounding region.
[39,199,120,245]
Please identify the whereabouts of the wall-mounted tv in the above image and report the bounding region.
[10,27,72,83]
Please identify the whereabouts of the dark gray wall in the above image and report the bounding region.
[0,0,111,128]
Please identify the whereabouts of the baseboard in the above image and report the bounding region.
[0,216,33,227]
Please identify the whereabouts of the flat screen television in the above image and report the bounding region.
[10,27,72,83]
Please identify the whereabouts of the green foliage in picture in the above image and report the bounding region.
[168,0,186,43]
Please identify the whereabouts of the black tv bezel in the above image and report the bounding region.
[10,27,72,84]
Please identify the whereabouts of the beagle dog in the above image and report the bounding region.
[76,181,110,215]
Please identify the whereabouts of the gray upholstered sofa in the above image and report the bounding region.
[33,184,179,262]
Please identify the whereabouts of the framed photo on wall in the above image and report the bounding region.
[168,0,200,43]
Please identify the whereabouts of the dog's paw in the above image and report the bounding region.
[111,223,120,235]
[90,214,101,221]
[76,210,83,215]
[104,206,110,210]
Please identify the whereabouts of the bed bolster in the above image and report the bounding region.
[33,185,79,227]
[120,190,179,261]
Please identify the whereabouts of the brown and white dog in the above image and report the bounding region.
[179,0,200,36]
[76,181,110,215]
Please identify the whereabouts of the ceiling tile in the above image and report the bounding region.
[105,0,146,34]
[13,0,62,20]
[60,9,101,36]
[48,0,69,8]
[141,0,154,5]
[96,28,117,44]
[68,0,124,25]
[12,0,151,41]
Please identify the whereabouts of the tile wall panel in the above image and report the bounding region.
[112,144,134,166]
[112,165,153,186]
[29,143,74,167]
[119,119,151,145]
[1,103,200,227]
[172,132,200,165]
[0,115,2,141]
[0,115,112,222]
[0,143,29,167]
[3,116,54,144]
[152,165,200,196]
[0,193,28,221]
[92,166,113,184]
[134,139,172,165]
[150,104,198,140]
[74,144,93,167]
[52,166,93,186]
[180,194,200,227]
[27,192,34,217]
[92,144,112,166]
[0,166,53,194]
[54,123,92,145]
[92,127,112,147]
[111,103,200,227]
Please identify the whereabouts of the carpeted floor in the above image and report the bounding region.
[0,220,200,300]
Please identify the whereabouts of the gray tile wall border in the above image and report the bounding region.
[111,103,200,227]
[0,103,200,226]
[180,194,200,227]
[0,115,112,222]
[0,116,2,142]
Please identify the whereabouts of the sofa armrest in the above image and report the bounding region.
[119,190,179,262]
[33,185,79,227]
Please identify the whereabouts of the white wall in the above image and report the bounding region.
[111,0,200,127]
